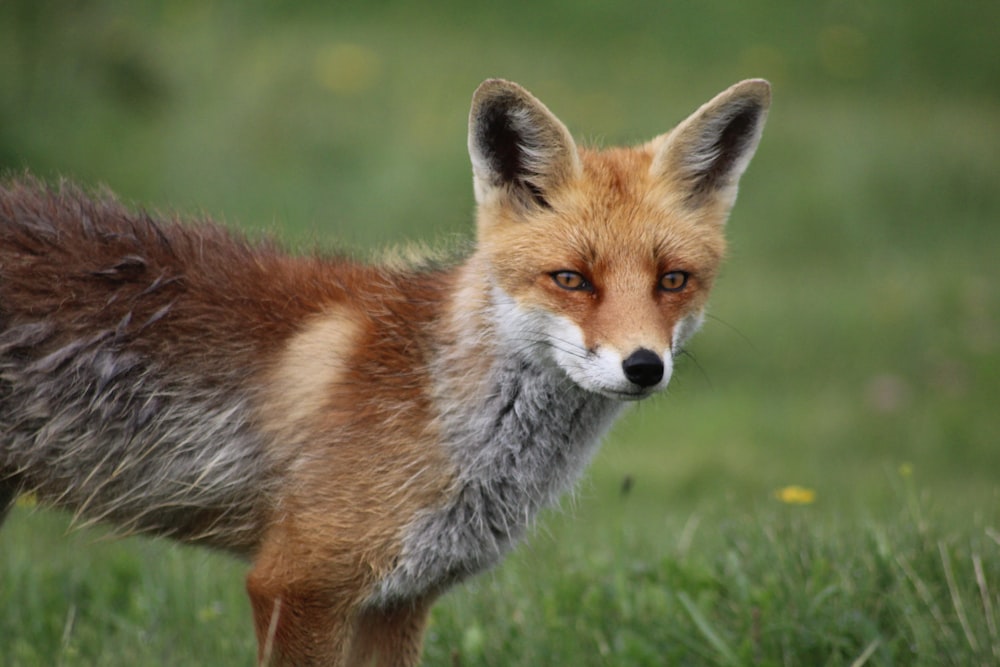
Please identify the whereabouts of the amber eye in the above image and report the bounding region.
[551,271,591,291]
[659,271,689,292]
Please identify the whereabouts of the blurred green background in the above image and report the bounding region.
[1,0,997,515]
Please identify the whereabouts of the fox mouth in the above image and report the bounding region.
[600,387,659,402]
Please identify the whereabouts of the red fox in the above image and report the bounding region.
[0,78,769,665]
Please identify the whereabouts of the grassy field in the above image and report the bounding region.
[2,1,999,665]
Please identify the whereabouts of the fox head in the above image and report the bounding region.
[467,78,769,400]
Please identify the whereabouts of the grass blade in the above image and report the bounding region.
[849,639,881,667]
[895,552,955,642]
[939,541,980,653]
[677,591,737,666]
[972,553,1000,662]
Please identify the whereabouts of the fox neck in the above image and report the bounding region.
[370,261,624,605]
[437,280,623,493]
[435,261,624,483]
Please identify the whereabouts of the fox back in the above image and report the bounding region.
[0,78,769,666]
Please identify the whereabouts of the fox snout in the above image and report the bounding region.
[621,348,665,388]
[540,327,676,400]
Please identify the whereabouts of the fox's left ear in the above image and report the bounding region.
[468,79,582,211]
[651,79,770,209]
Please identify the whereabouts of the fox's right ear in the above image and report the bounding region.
[468,79,581,211]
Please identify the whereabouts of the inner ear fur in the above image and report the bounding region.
[651,79,771,206]
[468,79,581,210]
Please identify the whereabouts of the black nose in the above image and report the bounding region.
[621,348,664,388]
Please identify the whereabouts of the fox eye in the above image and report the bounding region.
[659,271,689,292]
[551,271,591,291]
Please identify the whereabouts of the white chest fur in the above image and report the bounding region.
[368,291,624,605]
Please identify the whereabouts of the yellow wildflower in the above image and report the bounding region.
[775,485,816,505]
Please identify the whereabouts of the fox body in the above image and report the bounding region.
[0,79,769,665]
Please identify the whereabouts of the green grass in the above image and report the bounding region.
[426,488,1000,667]
[2,0,999,665]
[6,483,1000,666]
[1,508,253,665]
